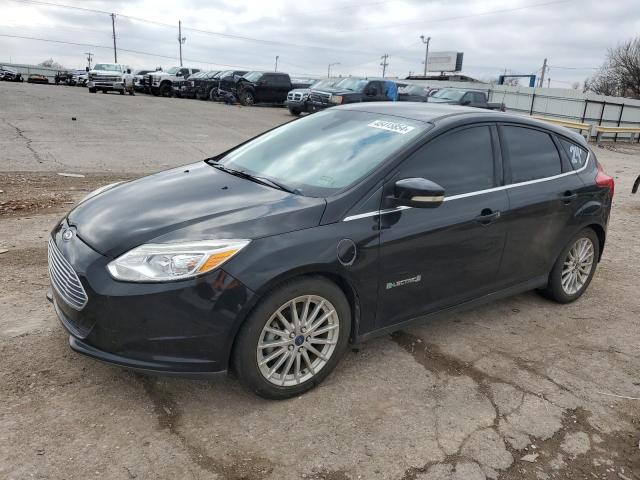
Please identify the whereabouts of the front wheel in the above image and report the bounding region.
[159,83,172,97]
[233,277,351,399]
[89,88,96,93]
[239,90,255,106]
[542,228,599,303]
[288,107,301,116]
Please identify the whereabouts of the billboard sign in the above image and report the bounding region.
[427,51,464,72]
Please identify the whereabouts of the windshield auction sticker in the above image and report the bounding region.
[368,120,415,134]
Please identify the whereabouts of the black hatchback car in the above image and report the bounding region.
[48,103,613,399]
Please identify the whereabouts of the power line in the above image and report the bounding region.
[7,0,384,57]
[337,0,574,32]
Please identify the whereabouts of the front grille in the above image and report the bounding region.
[95,76,121,82]
[288,92,303,101]
[48,239,88,310]
[309,92,330,104]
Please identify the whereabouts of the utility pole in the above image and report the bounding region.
[380,54,389,77]
[275,55,279,72]
[420,35,431,77]
[178,20,186,67]
[327,62,340,77]
[85,52,93,70]
[538,57,547,87]
[547,78,551,88]
[110,13,117,63]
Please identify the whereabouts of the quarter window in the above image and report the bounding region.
[558,138,588,169]
[502,126,561,183]
[399,126,495,196]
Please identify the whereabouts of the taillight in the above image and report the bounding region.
[595,162,614,198]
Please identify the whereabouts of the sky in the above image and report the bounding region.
[1,0,639,87]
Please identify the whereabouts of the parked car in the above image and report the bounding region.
[209,70,248,100]
[234,72,309,106]
[54,70,70,85]
[172,71,205,98]
[27,74,49,84]
[46,103,614,399]
[87,63,130,94]
[428,88,505,110]
[306,77,397,112]
[177,70,220,99]
[285,77,342,115]
[1,66,24,82]
[147,67,200,97]
[398,84,431,102]
[133,69,154,92]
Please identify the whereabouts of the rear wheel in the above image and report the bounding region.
[89,88,96,93]
[233,277,351,399]
[542,228,599,303]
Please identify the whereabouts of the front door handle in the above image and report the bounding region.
[562,191,578,204]
[475,208,501,226]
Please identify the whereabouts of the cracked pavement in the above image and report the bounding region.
[1,82,639,479]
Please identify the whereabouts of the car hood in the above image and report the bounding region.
[427,97,457,104]
[289,88,310,94]
[67,162,326,258]
[312,87,361,96]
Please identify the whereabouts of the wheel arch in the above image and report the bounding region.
[226,268,361,371]
[585,223,606,261]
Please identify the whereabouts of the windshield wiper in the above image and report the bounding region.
[209,162,299,195]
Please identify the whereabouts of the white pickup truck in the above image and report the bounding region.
[87,63,130,94]
[147,66,200,96]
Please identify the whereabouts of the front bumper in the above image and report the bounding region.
[307,100,339,112]
[47,221,255,375]
[285,99,307,111]
[88,80,124,90]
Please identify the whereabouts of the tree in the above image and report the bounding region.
[585,37,640,98]
[38,58,65,70]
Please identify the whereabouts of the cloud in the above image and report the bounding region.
[1,0,638,85]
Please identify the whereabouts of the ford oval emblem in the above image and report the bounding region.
[62,229,74,241]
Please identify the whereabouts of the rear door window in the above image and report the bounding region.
[558,138,589,169]
[399,126,496,196]
[501,126,562,183]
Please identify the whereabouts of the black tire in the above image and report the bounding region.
[119,90,125,95]
[159,83,172,97]
[101,89,107,94]
[541,228,600,303]
[233,276,351,400]
[288,107,302,116]
[150,87,160,96]
[239,90,255,106]
[89,88,96,93]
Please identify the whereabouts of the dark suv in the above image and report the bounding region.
[47,103,613,399]
[307,77,395,112]
[235,72,308,106]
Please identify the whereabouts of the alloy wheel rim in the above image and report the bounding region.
[561,237,594,295]
[257,295,339,387]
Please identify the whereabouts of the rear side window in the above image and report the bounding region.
[400,126,495,196]
[558,138,588,169]
[502,126,561,183]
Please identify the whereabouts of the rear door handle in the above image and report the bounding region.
[475,208,501,226]
[562,191,578,204]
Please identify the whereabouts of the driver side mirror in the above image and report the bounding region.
[391,178,444,208]
[85,67,89,72]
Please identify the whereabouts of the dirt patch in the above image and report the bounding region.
[0,171,139,217]
[139,375,276,480]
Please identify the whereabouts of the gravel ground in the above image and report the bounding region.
[1,82,639,480]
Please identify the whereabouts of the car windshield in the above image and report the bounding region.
[165,67,180,74]
[215,109,428,197]
[432,89,465,101]
[399,85,425,95]
[93,64,120,72]
[335,77,368,92]
[242,71,263,82]
[311,78,338,89]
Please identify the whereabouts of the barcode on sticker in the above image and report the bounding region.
[368,120,415,134]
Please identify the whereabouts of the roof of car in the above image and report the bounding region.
[336,102,588,145]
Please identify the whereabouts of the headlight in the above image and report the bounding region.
[78,182,123,205]
[107,239,250,282]
[331,95,343,104]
